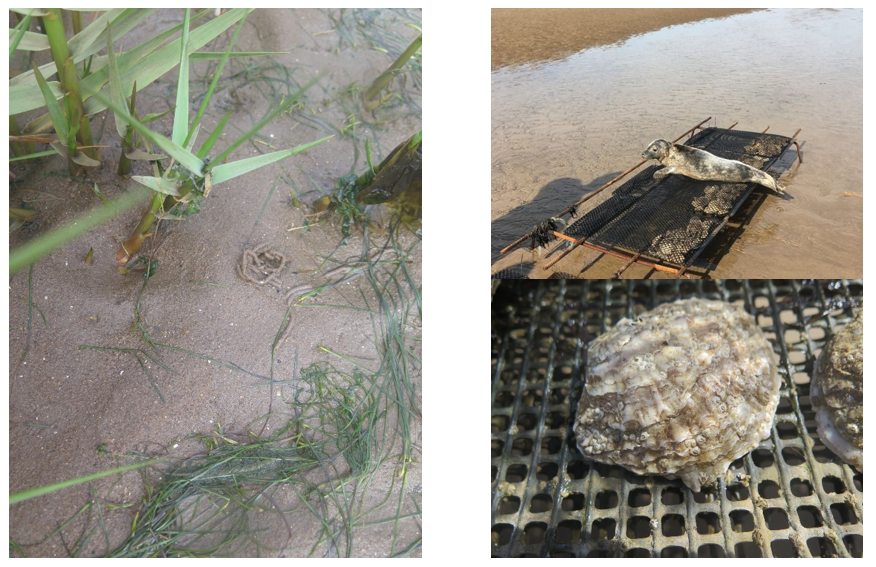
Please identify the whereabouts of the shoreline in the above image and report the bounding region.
[492,8,760,70]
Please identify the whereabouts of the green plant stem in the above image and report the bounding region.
[118,82,137,175]
[71,10,82,35]
[362,34,421,104]
[10,207,39,221]
[117,180,196,263]
[63,56,99,165]
[41,9,70,83]
[10,459,162,505]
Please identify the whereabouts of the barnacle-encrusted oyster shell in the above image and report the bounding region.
[574,298,779,492]
[811,310,863,471]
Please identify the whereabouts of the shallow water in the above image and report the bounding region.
[491,8,862,278]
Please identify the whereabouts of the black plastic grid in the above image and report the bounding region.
[563,128,793,267]
[491,280,863,558]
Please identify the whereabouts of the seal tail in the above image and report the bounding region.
[762,172,784,194]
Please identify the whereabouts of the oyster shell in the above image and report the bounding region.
[811,310,863,471]
[574,298,779,492]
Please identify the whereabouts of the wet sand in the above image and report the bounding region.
[9,9,421,557]
[492,8,759,70]
[491,8,862,278]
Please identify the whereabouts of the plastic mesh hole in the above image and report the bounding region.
[498,496,520,515]
[791,371,810,385]
[803,412,818,435]
[549,388,569,404]
[727,484,749,501]
[591,518,616,542]
[626,548,651,558]
[771,539,798,558]
[544,411,565,430]
[506,464,527,483]
[492,439,505,458]
[797,505,823,528]
[776,421,799,440]
[759,480,780,499]
[529,494,552,513]
[561,492,585,512]
[752,448,775,468]
[843,534,863,558]
[491,415,509,433]
[627,516,651,539]
[735,542,763,558]
[499,369,518,387]
[495,391,515,407]
[660,546,688,558]
[629,488,651,507]
[536,462,558,481]
[492,466,497,482]
[554,365,573,381]
[790,478,813,496]
[853,474,862,491]
[661,486,684,505]
[492,523,513,546]
[540,436,562,455]
[555,520,581,544]
[693,486,718,504]
[697,544,725,558]
[594,490,618,509]
[807,536,837,558]
[516,413,538,431]
[510,437,532,457]
[593,462,624,479]
[696,512,721,535]
[662,514,685,537]
[812,443,837,463]
[822,476,846,494]
[523,522,547,545]
[781,447,806,466]
[788,350,806,364]
[729,510,754,532]
[830,502,859,525]
[566,461,589,480]
[776,397,793,414]
[764,508,790,530]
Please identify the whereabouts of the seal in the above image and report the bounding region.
[642,139,783,194]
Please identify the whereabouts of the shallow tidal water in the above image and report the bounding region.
[491,8,862,278]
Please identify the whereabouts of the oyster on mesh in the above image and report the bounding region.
[574,298,780,492]
[811,310,863,471]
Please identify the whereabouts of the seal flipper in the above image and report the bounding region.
[653,167,676,180]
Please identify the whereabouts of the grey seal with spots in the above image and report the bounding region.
[642,139,783,194]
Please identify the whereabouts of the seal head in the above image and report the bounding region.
[643,139,672,161]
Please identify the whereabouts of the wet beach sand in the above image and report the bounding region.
[492,8,759,70]
[9,9,421,557]
[491,8,863,279]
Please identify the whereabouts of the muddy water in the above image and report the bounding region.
[491,9,862,278]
